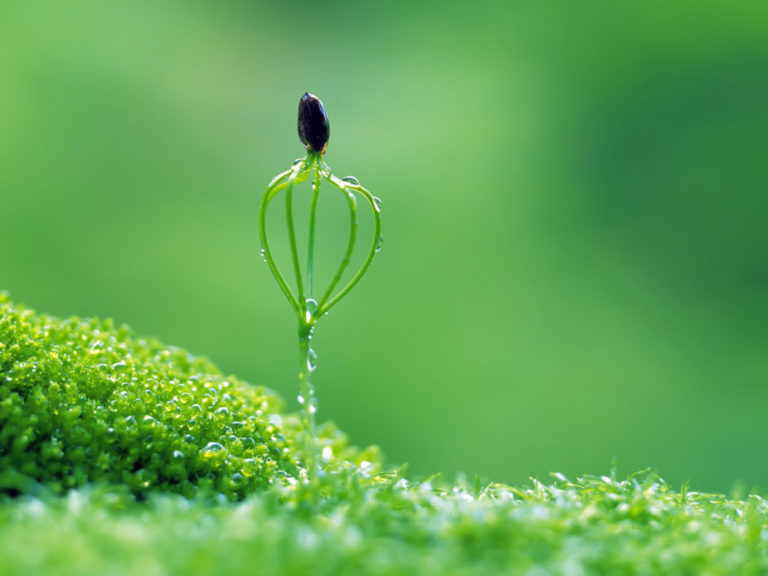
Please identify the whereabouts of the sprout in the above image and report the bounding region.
[259,93,383,479]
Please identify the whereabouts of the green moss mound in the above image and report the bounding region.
[0,293,302,498]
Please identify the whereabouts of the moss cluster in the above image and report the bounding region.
[2,470,767,575]
[0,293,300,498]
[1,292,767,574]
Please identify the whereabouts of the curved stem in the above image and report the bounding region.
[306,157,321,300]
[319,172,382,316]
[259,168,301,315]
[318,185,358,310]
[285,167,306,314]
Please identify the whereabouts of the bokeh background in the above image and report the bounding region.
[1,1,766,493]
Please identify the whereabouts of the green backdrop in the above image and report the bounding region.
[1,0,766,492]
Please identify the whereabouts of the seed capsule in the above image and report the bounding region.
[298,93,330,153]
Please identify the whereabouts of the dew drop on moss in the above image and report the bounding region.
[201,442,225,456]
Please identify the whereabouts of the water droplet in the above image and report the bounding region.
[231,472,244,484]
[111,360,127,370]
[342,176,360,186]
[142,415,159,427]
[308,403,317,415]
[173,450,185,459]
[322,446,333,462]
[215,406,230,418]
[372,196,383,211]
[124,415,136,425]
[297,394,305,405]
[183,434,195,443]
[268,414,282,427]
[304,298,318,323]
[375,233,384,253]
[293,158,303,165]
[201,442,225,456]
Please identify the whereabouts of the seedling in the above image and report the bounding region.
[259,93,382,478]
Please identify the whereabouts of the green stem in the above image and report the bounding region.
[297,320,317,478]
[318,186,358,310]
[259,167,302,316]
[285,167,306,314]
[319,170,383,316]
[307,156,321,300]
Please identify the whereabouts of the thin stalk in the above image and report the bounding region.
[297,320,317,478]
[318,186,358,310]
[319,171,383,316]
[306,155,321,299]
[285,167,306,314]
[259,167,302,316]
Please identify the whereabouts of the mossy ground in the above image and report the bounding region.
[1,294,767,575]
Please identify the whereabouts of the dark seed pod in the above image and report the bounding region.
[298,93,330,153]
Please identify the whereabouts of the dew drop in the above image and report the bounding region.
[268,414,282,427]
[372,196,383,212]
[342,176,360,186]
[297,394,305,405]
[307,348,318,372]
[375,233,384,253]
[142,415,159,427]
[173,450,185,459]
[201,442,225,457]
[304,298,318,323]
[322,446,333,462]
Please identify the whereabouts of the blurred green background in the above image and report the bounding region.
[1,0,766,492]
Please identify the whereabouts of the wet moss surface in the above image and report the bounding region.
[0,293,298,498]
[1,293,766,575]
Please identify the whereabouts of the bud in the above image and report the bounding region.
[298,93,330,153]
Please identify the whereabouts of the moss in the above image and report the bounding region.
[1,471,767,575]
[2,292,767,574]
[0,293,307,499]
